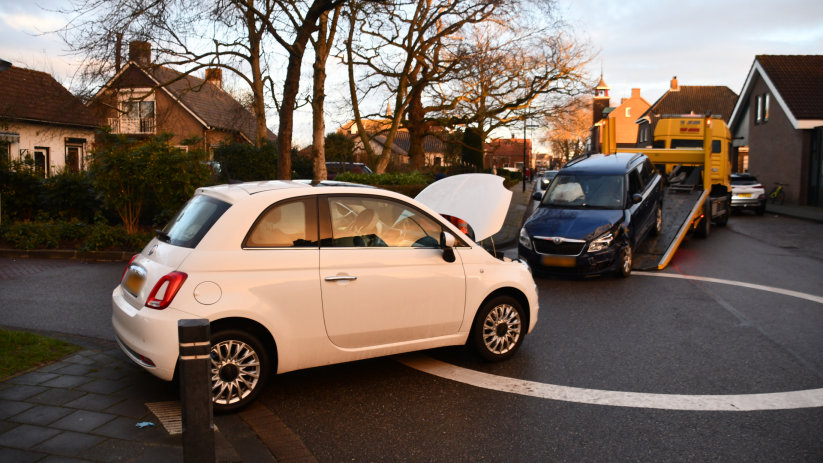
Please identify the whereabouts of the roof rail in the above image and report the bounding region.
[626,153,643,168]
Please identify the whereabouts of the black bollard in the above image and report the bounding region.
[178,319,215,463]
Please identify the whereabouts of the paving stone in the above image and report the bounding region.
[0,384,48,401]
[49,363,97,377]
[77,379,131,395]
[103,397,150,419]
[0,446,46,463]
[9,405,73,426]
[131,444,184,463]
[0,419,18,435]
[80,438,149,462]
[51,410,116,433]
[40,455,94,463]
[0,399,34,419]
[33,431,104,457]
[8,371,59,386]
[41,375,93,389]
[29,388,86,406]
[62,354,96,366]
[65,393,124,412]
[0,423,61,448]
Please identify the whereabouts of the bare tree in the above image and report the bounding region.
[309,6,342,183]
[343,0,509,173]
[441,15,592,156]
[544,96,591,163]
[58,0,276,147]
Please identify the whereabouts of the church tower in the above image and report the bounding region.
[592,74,611,125]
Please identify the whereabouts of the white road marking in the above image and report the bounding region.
[397,272,823,411]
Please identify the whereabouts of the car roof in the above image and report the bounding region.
[560,153,645,175]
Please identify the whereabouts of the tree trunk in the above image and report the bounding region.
[311,10,337,183]
[406,88,427,170]
[246,6,268,148]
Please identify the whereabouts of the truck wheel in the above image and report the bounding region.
[696,202,711,238]
[617,244,632,278]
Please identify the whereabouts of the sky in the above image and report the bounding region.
[1,0,822,148]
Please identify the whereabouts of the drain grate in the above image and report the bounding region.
[146,401,183,435]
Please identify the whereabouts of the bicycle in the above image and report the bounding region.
[768,182,787,205]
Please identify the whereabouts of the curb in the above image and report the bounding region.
[0,248,134,262]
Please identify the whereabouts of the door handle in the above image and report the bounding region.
[324,275,357,282]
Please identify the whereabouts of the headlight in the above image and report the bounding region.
[588,232,613,253]
[518,227,533,250]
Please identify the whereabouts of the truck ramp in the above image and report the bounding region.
[633,189,707,270]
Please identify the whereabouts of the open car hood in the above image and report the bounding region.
[415,173,512,241]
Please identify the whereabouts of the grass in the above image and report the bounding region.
[0,329,82,380]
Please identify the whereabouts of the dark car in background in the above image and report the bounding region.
[730,173,766,215]
[532,170,558,201]
[518,153,662,277]
[326,162,374,180]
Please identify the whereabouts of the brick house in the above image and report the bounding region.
[635,77,738,148]
[0,66,98,177]
[89,41,273,152]
[485,137,532,170]
[588,74,650,152]
[729,55,823,206]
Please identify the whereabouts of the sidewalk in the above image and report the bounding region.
[0,334,313,462]
[765,202,823,223]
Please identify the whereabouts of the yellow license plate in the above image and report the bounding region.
[123,269,145,297]
[738,193,752,198]
[542,255,576,267]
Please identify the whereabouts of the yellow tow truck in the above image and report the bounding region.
[601,114,732,270]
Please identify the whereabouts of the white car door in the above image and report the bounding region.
[319,195,466,349]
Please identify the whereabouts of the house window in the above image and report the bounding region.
[755,95,763,123]
[112,99,156,134]
[1,141,8,165]
[65,144,83,173]
[763,93,770,122]
[625,107,631,118]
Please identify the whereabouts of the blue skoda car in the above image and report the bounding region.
[518,153,662,277]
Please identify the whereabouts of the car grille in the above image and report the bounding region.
[533,238,586,256]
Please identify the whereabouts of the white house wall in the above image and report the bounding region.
[5,122,95,176]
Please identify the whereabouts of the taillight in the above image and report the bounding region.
[145,272,188,310]
[121,254,138,282]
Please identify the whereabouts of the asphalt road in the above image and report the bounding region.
[0,211,821,461]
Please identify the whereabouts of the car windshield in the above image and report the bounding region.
[541,174,625,209]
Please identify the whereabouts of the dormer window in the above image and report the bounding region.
[109,89,156,134]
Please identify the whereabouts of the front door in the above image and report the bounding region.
[319,195,466,349]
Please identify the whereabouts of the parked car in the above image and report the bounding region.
[325,161,374,180]
[532,170,558,201]
[113,174,538,412]
[518,153,662,277]
[730,173,766,215]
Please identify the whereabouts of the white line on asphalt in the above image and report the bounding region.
[397,272,823,411]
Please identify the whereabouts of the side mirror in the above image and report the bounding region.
[631,193,643,204]
[532,191,544,200]
[440,231,456,263]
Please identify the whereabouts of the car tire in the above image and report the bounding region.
[210,329,270,413]
[469,295,525,362]
[617,244,632,278]
[651,203,663,236]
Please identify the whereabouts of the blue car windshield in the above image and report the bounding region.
[541,174,625,210]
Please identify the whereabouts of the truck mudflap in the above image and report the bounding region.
[633,189,708,270]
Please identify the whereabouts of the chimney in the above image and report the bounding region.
[129,41,151,67]
[205,68,222,89]
[670,76,680,91]
[631,88,641,98]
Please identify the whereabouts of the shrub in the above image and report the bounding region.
[41,171,101,222]
[213,141,277,182]
[335,171,433,186]
[0,220,151,252]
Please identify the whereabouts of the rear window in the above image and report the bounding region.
[731,176,760,186]
[161,195,231,248]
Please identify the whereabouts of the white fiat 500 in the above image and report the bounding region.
[113,174,539,411]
